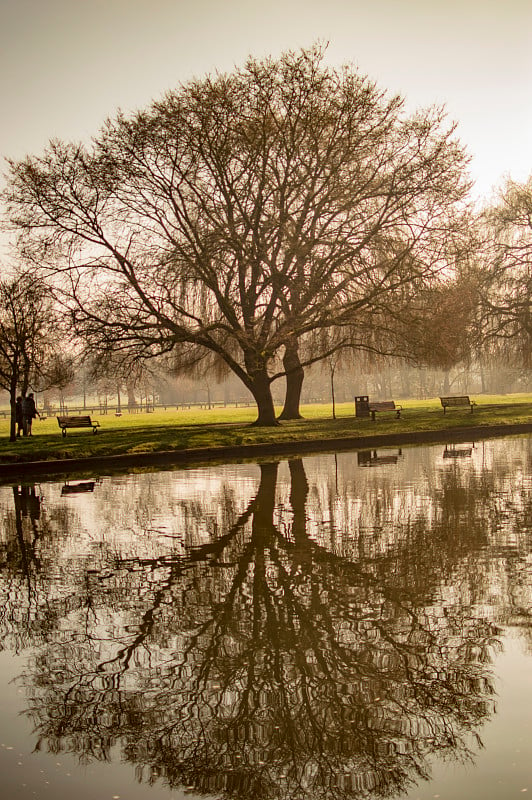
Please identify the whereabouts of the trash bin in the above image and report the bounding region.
[354,395,370,417]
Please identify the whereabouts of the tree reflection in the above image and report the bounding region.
[0,484,69,653]
[9,459,502,800]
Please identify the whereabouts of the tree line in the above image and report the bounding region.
[1,45,531,437]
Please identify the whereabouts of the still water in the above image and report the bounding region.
[1,436,532,800]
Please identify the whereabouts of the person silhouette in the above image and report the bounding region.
[22,392,40,436]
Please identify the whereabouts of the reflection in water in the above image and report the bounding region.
[357,448,403,466]
[442,443,474,459]
[61,480,96,495]
[1,439,532,799]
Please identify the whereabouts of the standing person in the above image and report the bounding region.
[22,392,40,436]
[15,395,24,437]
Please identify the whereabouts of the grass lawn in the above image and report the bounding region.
[0,393,531,466]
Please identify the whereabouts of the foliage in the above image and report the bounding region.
[394,272,482,372]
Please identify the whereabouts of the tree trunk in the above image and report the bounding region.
[9,373,17,442]
[479,362,487,393]
[13,487,30,576]
[278,339,304,420]
[127,381,137,411]
[252,461,279,533]
[288,459,309,547]
[248,368,279,426]
[330,363,336,420]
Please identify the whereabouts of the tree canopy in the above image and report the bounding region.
[6,45,472,424]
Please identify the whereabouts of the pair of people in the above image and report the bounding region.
[15,393,40,437]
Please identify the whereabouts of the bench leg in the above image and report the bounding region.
[62,429,67,437]
[396,410,401,418]
[371,410,376,422]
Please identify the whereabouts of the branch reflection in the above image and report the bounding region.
[1,459,504,800]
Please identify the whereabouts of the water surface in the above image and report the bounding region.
[1,436,531,799]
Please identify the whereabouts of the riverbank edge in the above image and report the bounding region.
[2,420,532,483]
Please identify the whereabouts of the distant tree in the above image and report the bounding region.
[6,45,471,425]
[0,273,73,440]
[479,177,532,366]
[392,271,482,392]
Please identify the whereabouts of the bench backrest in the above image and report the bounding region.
[440,396,471,406]
[57,415,93,427]
[61,481,96,494]
[443,448,473,458]
[369,401,396,411]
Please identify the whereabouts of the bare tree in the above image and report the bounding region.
[6,45,471,425]
[478,177,532,366]
[388,269,482,392]
[0,272,73,440]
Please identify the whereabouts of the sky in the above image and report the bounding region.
[1,0,532,220]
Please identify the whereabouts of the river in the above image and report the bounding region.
[1,435,531,799]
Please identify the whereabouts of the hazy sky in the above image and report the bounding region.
[1,0,532,203]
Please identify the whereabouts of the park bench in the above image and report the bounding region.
[358,448,403,467]
[57,415,100,436]
[61,481,96,495]
[440,396,476,414]
[368,400,402,422]
[443,443,474,458]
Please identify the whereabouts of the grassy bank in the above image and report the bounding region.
[0,394,531,466]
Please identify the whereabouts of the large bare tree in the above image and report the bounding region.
[6,45,471,425]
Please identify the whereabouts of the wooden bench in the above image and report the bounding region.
[61,481,96,495]
[358,448,403,466]
[57,415,100,436]
[443,444,473,458]
[440,396,475,414]
[368,400,402,422]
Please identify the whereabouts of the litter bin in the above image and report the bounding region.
[354,395,370,417]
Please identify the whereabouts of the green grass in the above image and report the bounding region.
[1,393,532,465]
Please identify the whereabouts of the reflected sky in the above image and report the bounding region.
[0,436,532,799]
